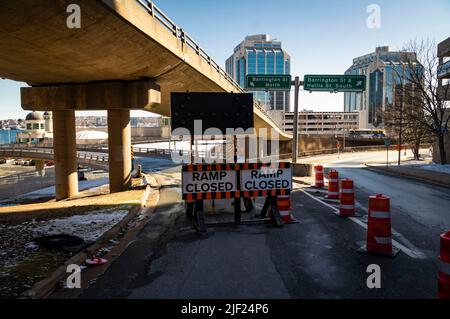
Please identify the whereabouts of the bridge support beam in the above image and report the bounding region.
[107,109,132,193]
[53,110,78,200]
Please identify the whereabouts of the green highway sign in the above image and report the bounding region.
[303,75,366,92]
[245,75,292,90]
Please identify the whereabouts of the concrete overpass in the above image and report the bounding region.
[0,0,291,200]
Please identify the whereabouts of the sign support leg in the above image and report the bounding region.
[260,196,271,218]
[234,197,241,225]
[269,196,283,227]
[292,76,300,164]
[193,199,206,232]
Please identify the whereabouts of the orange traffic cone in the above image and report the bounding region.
[337,179,356,217]
[358,194,399,257]
[276,195,298,224]
[326,170,339,199]
[438,231,450,299]
[313,165,324,188]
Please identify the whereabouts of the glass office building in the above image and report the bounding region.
[226,34,291,112]
[344,46,420,128]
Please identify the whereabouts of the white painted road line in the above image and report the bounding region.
[297,187,426,259]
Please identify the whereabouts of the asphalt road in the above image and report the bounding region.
[79,151,448,299]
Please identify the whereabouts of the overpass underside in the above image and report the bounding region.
[0,0,291,200]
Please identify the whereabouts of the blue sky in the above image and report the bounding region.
[1,0,449,119]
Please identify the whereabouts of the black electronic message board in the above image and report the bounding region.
[170,92,254,135]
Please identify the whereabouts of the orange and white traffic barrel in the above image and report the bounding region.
[339,179,355,217]
[359,194,399,257]
[314,165,324,188]
[326,170,339,199]
[438,231,450,299]
[276,195,298,224]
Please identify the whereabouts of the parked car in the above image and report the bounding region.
[45,160,54,166]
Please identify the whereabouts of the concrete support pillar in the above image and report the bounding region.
[53,110,78,200]
[107,109,132,193]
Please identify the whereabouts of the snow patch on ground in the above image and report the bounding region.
[32,208,128,242]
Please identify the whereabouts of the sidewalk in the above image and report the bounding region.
[365,164,450,189]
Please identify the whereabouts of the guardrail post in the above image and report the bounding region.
[149,1,154,17]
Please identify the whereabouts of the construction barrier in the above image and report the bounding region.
[276,195,298,224]
[339,179,356,217]
[438,231,450,299]
[181,162,293,231]
[326,170,339,199]
[314,165,324,188]
[358,194,399,257]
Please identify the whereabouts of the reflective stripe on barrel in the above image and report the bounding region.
[370,210,391,219]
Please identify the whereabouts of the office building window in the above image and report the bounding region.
[239,58,245,86]
[257,50,265,74]
[275,51,284,74]
[276,91,284,110]
[247,50,256,74]
[267,51,275,74]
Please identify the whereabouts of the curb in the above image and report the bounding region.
[365,164,450,189]
[21,183,156,299]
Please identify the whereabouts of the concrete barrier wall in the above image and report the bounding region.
[292,163,313,177]
[298,135,336,153]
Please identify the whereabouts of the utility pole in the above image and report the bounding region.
[292,76,302,163]
[342,116,346,150]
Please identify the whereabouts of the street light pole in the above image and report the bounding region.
[398,86,404,166]
[292,76,301,163]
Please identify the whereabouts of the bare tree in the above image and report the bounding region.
[383,93,431,160]
[393,39,450,164]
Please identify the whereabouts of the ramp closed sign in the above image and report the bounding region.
[241,167,292,191]
[182,170,237,195]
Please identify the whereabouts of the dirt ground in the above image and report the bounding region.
[0,183,144,223]
[0,179,147,298]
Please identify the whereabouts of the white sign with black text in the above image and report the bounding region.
[240,167,292,191]
[182,170,237,195]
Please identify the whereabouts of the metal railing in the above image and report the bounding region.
[0,144,220,161]
[134,0,284,132]
[0,146,109,163]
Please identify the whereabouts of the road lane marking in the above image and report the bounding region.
[298,187,426,259]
